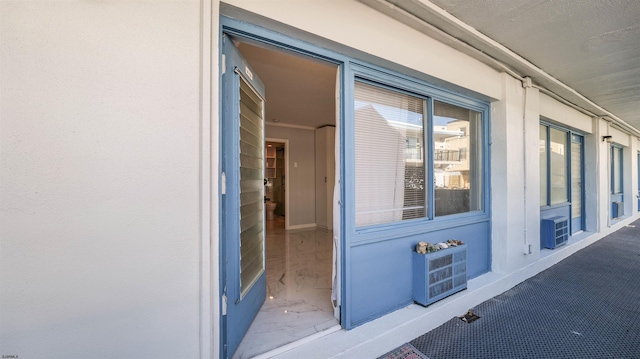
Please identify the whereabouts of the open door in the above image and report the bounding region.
[220,35,267,359]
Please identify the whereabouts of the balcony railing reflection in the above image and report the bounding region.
[434,149,460,162]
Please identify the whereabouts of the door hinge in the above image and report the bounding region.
[221,172,226,195]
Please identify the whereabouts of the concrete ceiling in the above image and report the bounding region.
[361,0,640,131]
[236,1,640,133]
[237,42,337,130]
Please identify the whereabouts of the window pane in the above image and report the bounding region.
[571,137,582,219]
[540,125,548,206]
[354,81,426,226]
[612,147,622,194]
[434,101,482,216]
[549,128,568,204]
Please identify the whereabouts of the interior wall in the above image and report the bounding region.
[0,1,202,358]
[265,125,316,227]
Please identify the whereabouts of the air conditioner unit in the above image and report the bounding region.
[612,201,624,219]
[541,216,569,249]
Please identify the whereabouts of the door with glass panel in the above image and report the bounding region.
[220,35,266,359]
[570,134,584,233]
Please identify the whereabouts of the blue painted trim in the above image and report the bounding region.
[218,14,493,332]
[351,215,490,247]
[351,63,488,113]
[427,97,435,220]
[342,63,356,329]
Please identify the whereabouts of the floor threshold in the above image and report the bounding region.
[252,324,342,359]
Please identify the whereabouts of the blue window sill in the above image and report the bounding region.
[352,211,490,245]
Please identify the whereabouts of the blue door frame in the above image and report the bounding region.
[219,18,348,357]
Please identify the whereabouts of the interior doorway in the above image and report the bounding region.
[229,40,340,358]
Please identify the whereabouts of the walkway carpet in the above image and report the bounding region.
[408,221,640,359]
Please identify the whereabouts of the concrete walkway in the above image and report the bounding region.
[404,220,640,359]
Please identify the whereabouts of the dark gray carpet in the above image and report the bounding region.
[410,220,640,359]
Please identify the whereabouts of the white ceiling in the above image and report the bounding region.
[361,0,640,130]
[237,42,338,130]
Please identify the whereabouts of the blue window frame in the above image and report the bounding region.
[539,122,572,207]
[540,120,586,236]
[350,65,490,233]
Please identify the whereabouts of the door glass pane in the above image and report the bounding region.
[434,101,482,216]
[571,138,582,219]
[540,125,548,206]
[354,81,426,226]
[549,128,568,204]
[239,76,265,297]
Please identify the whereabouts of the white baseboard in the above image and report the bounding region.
[286,223,317,230]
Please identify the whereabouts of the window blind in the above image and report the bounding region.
[239,77,265,298]
[354,81,426,226]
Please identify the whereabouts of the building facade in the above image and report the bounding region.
[1,1,639,358]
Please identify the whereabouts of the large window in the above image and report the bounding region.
[540,123,569,206]
[354,80,484,227]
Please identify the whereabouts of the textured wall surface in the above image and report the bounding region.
[0,1,202,358]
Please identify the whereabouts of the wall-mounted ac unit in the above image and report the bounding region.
[412,244,467,306]
[541,216,569,249]
[612,201,624,219]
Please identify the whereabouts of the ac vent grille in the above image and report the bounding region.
[541,216,569,249]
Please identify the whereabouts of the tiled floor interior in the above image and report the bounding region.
[233,217,338,359]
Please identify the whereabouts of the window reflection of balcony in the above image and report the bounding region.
[405,148,423,161]
[434,149,460,164]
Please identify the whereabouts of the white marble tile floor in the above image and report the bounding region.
[232,217,338,359]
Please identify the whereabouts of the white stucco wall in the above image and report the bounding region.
[491,74,541,273]
[0,1,204,358]
[609,126,630,147]
[222,0,502,100]
[540,93,592,133]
